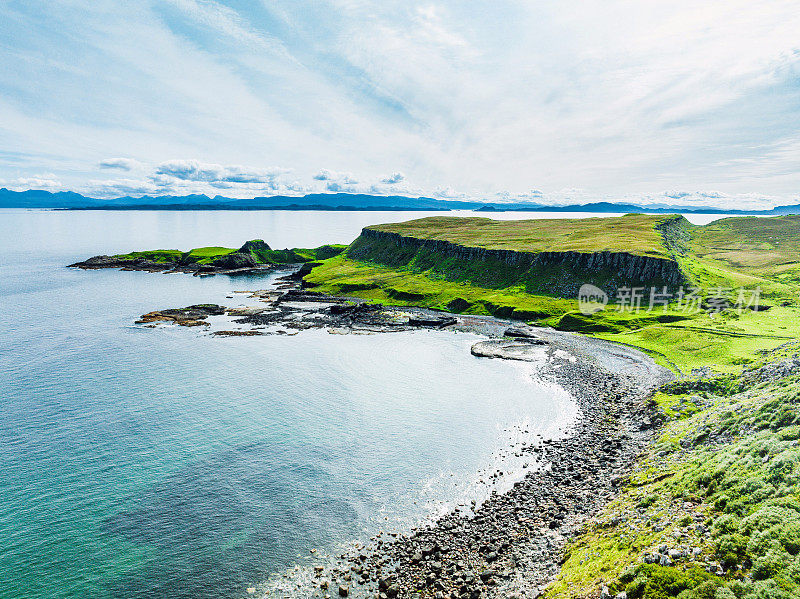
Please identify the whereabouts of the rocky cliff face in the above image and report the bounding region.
[352,227,688,294]
[208,252,257,269]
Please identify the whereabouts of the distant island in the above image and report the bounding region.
[5,187,800,215]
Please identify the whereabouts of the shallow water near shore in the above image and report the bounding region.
[0,209,584,599]
[0,209,717,599]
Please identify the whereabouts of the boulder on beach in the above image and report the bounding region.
[470,339,547,361]
[504,325,542,339]
[408,315,457,328]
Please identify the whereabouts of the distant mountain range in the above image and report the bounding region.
[2,188,799,215]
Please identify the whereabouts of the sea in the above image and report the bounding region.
[0,209,728,599]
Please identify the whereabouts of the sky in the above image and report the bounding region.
[1,0,799,208]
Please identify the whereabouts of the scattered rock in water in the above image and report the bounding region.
[329,302,377,316]
[136,304,225,326]
[211,330,263,337]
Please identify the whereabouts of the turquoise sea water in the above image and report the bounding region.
[0,209,727,599]
[0,210,581,599]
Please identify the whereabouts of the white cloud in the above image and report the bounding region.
[665,191,691,199]
[12,176,62,190]
[154,159,289,184]
[433,185,467,199]
[98,157,139,171]
[82,171,315,199]
[85,178,160,197]
[165,0,293,60]
[324,181,347,192]
[313,169,359,190]
[381,172,405,184]
[312,169,333,181]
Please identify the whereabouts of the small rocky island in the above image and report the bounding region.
[69,239,345,276]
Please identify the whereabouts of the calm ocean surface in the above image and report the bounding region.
[0,209,726,599]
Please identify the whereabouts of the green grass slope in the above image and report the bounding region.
[548,345,800,599]
[690,215,800,274]
[677,216,800,299]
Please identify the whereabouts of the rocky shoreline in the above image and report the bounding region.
[329,337,672,599]
[300,328,673,599]
[132,270,673,599]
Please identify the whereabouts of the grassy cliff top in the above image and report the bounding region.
[366,213,800,284]
[367,213,680,258]
[690,214,800,273]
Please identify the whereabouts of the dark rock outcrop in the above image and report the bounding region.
[236,239,274,262]
[238,239,272,253]
[136,304,225,326]
[407,315,458,327]
[208,252,258,270]
[68,255,173,271]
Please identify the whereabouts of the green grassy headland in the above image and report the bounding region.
[304,214,800,373]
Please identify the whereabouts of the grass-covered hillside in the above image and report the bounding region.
[305,215,800,351]
[309,214,800,301]
[684,216,800,295]
[307,214,692,316]
[691,215,800,273]
[304,213,800,374]
[548,344,800,599]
